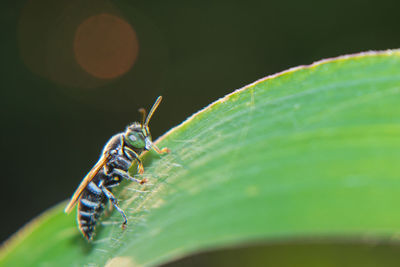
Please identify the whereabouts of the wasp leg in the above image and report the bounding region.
[152,144,170,154]
[110,168,147,184]
[99,183,127,227]
[123,146,145,174]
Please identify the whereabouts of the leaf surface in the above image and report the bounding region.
[2,50,400,266]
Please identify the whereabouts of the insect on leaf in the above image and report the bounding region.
[2,50,400,266]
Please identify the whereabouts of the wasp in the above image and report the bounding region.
[65,96,169,241]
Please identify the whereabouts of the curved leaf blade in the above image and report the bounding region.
[2,50,400,266]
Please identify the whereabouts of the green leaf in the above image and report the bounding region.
[2,50,400,266]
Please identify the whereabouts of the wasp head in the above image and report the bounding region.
[124,123,151,150]
[124,96,163,151]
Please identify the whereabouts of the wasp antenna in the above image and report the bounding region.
[138,108,146,126]
[144,96,162,127]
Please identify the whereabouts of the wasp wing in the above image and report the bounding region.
[64,154,111,213]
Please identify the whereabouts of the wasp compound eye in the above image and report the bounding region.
[127,132,145,149]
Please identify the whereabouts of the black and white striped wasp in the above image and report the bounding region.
[65,96,169,241]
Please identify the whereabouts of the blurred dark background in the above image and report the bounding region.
[1,0,399,242]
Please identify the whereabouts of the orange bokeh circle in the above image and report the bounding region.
[74,13,139,79]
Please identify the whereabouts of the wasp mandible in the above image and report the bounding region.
[65,96,169,240]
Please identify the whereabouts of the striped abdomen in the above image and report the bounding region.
[77,175,107,240]
[77,150,134,240]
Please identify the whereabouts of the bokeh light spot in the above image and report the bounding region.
[74,13,139,79]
